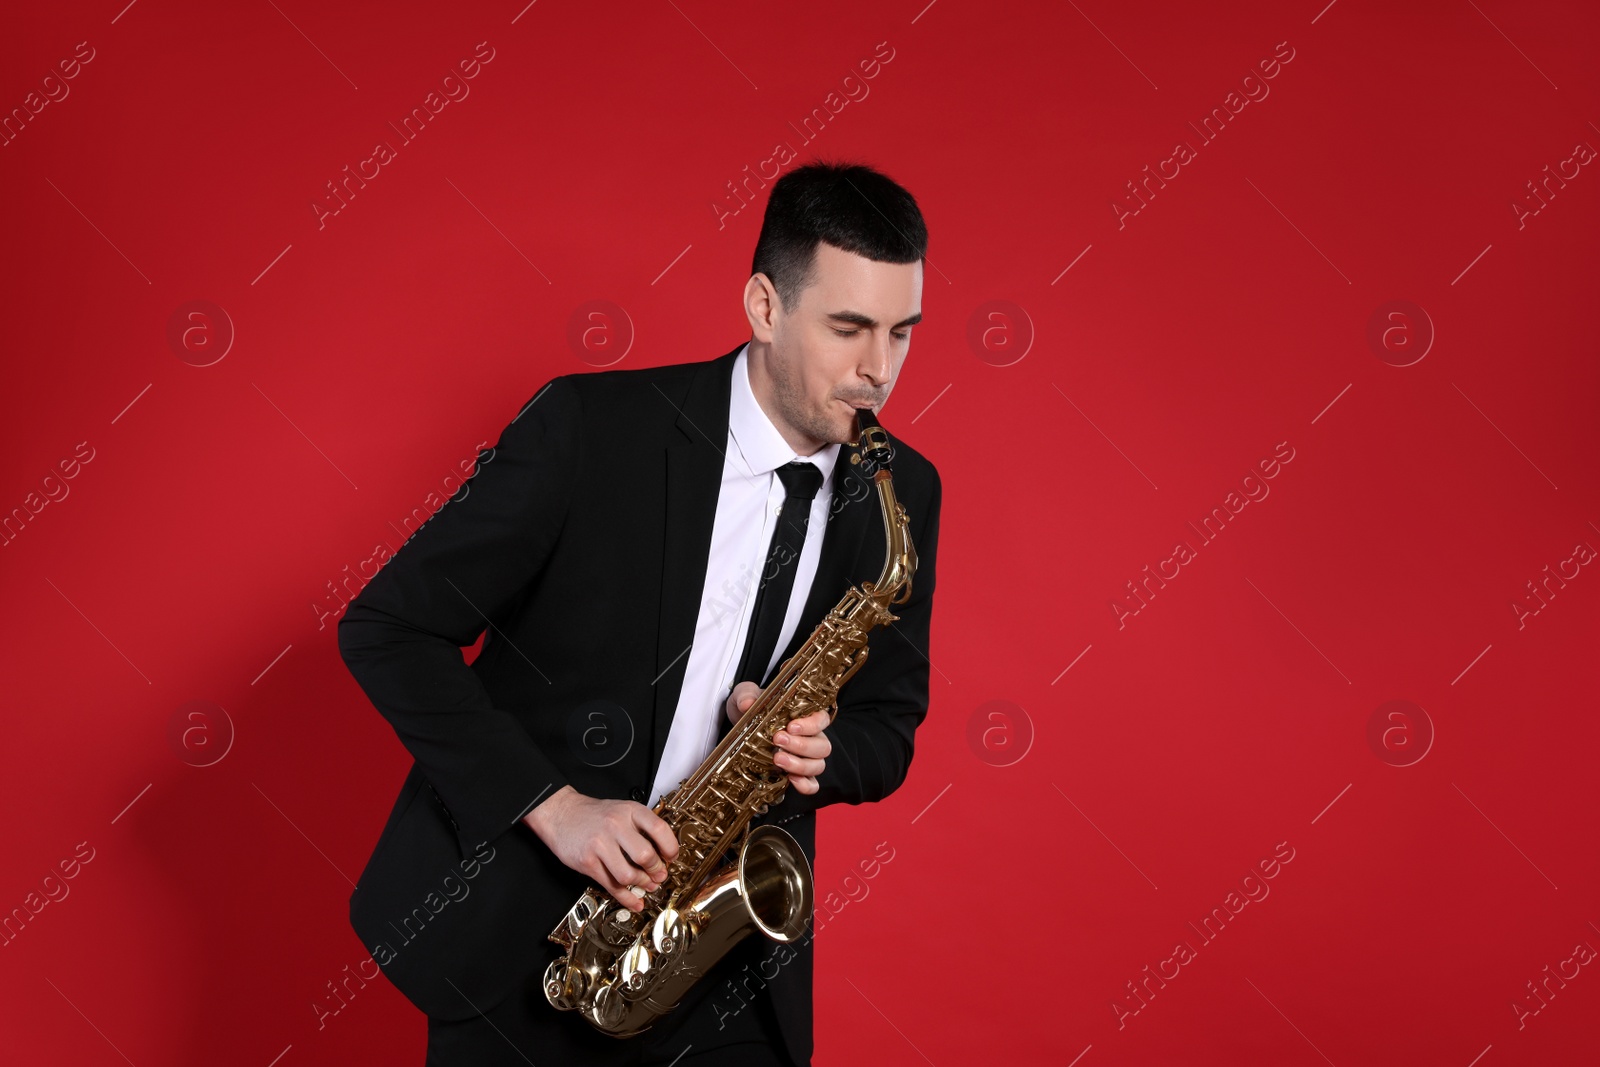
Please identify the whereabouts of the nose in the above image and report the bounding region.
[859,332,894,388]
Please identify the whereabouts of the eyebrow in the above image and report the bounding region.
[826,309,923,330]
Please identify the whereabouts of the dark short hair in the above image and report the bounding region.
[751,159,928,313]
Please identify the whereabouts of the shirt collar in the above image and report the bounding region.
[729,342,842,486]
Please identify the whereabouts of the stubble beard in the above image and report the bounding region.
[769,355,852,447]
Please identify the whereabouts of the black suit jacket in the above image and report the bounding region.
[337,340,942,1066]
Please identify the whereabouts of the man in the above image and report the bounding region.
[338,160,942,1066]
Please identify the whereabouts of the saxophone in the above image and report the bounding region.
[542,406,918,1037]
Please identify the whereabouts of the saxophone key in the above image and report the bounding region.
[619,939,655,992]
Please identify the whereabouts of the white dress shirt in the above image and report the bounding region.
[647,343,841,807]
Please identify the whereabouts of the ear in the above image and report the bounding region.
[744,273,780,342]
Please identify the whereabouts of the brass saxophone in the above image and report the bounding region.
[543,406,918,1037]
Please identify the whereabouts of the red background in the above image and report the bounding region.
[3,1,1598,1064]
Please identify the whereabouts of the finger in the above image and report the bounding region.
[593,863,643,911]
[597,846,657,910]
[601,842,656,891]
[784,709,831,735]
[620,836,669,885]
[634,808,680,864]
[586,863,630,909]
[595,869,647,913]
[774,730,830,759]
[620,825,671,877]
[787,774,819,795]
[775,749,826,777]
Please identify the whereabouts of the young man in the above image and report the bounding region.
[338,160,942,1066]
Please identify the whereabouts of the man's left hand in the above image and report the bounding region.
[725,681,832,795]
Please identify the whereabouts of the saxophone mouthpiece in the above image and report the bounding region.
[853,407,894,471]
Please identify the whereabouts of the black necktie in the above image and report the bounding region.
[733,460,825,688]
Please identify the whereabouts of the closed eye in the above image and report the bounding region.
[833,328,910,340]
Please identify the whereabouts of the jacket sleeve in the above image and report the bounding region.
[757,462,942,826]
[337,376,582,849]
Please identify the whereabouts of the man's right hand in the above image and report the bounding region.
[521,785,679,913]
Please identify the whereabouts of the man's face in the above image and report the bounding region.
[749,241,923,451]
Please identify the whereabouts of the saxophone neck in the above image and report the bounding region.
[851,407,917,605]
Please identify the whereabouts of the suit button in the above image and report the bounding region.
[629,786,646,802]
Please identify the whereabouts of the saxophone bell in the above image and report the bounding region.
[542,824,813,1038]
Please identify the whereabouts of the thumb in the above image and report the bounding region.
[725,681,762,723]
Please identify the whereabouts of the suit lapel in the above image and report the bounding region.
[648,345,738,786]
